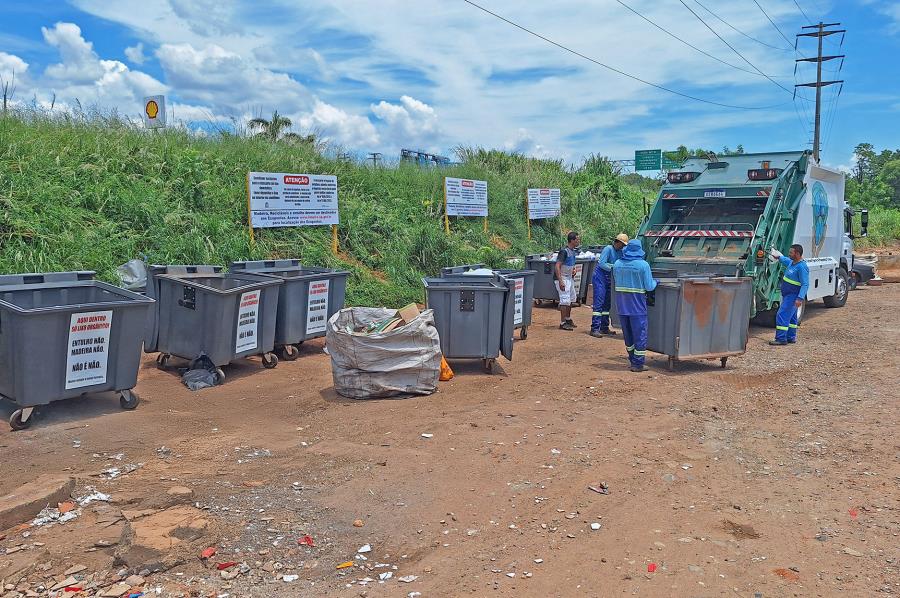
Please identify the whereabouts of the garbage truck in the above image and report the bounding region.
[637,150,868,323]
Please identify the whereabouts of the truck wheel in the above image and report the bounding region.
[752,309,777,328]
[823,268,849,308]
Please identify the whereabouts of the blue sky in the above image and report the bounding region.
[0,0,898,169]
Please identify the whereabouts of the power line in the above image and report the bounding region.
[792,0,813,24]
[614,0,788,78]
[460,0,791,110]
[752,0,797,49]
[692,0,793,51]
[821,83,842,154]
[676,0,802,97]
[795,22,846,161]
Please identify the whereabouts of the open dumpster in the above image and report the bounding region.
[230,260,349,360]
[144,264,224,356]
[524,253,596,305]
[423,276,515,373]
[0,271,154,430]
[154,272,282,383]
[611,274,752,370]
[440,264,536,339]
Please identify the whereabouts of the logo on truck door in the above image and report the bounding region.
[811,181,829,257]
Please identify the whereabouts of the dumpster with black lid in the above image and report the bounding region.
[229,260,349,360]
[153,272,282,382]
[0,271,154,430]
[423,276,515,373]
[439,264,536,340]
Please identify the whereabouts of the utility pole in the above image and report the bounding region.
[795,22,845,163]
[368,152,382,167]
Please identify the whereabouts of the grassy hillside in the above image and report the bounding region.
[0,110,652,306]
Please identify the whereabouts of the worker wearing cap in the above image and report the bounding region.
[612,239,657,372]
[768,244,809,345]
[555,231,580,331]
[590,233,628,337]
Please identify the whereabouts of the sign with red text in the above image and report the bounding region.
[65,310,113,389]
[235,291,260,353]
[248,172,339,228]
[305,279,330,335]
[445,177,488,217]
[526,188,561,219]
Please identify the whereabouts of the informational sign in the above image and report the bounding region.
[634,149,662,171]
[703,188,726,198]
[513,278,524,325]
[527,188,561,219]
[661,155,682,170]
[142,95,166,129]
[444,177,488,217]
[573,264,584,295]
[305,279,330,335]
[65,311,113,390]
[235,291,260,353]
[248,172,339,228]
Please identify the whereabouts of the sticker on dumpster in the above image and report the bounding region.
[513,278,524,325]
[235,291,260,353]
[65,310,113,390]
[306,279,330,335]
[573,264,584,294]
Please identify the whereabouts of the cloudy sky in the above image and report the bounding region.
[1,0,898,167]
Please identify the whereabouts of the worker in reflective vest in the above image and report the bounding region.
[613,240,658,372]
[590,233,628,337]
[768,244,810,345]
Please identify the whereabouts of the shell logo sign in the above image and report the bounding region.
[142,95,166,129]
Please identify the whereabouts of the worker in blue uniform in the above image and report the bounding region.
[590,233,628,338]
[612,240,658,372]
[768,244,809,346]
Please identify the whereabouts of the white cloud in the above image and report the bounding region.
[168,0,238,36]
[296,99,379,148]
[503,128,554,159]
[42,22,104,84]
[124,42,146,65]
[0,52,28,76]
[371,95,441,149]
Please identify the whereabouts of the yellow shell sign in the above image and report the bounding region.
[142,95,166,128]
[145,99,159,119]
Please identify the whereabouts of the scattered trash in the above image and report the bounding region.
[72,439,82,448]
[591,522,601,531]
[156,446,173,458]
[58,501,76,514]
[298,535,315,547]
[358,544,372,553]
[77,490,111,506]
[421,433,434,439]
[842,547,864,557]
[439,356,454,381]
[773,568,799,581]
[32,506,79,527]
[506,572,516,578]
[182,368,218,391]
[550,448,561,455]
[353,519,365,528]
[647,563,657,573]
[379,572,393,580]
[336,562,354,569]
[200,547,217,560]
[588,482,609,495]
[399,575,418,583]
[282,575,299,582]
[216,562,238,570]
[534,559,543,564]
[849,508,858,519]
[100,463,143,479]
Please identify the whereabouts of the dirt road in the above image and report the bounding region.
[1,284,898,597]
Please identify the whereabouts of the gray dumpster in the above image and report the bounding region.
[0,272,153,430]
[439,264,536,340]
[610,275,752,370]
[229,259,349,360]
[423,276,515,373]
[144,265,224,355]
[154,272,282,382]
[524,253,596,305]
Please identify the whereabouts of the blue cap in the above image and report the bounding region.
[622,239,645,260]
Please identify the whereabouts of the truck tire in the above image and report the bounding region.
[823,268,849,308]
[752,309,777,328]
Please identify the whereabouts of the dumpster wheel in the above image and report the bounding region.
[483,358,496,374]
[119,389,140,410]
[156,353,171,369]
[720,357,728,368]
[9,408,32,431]
[262,353,279,369]
[279,344,300,361]
[520,326,528,340]
[214,368,226,385]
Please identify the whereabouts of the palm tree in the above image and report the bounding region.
[248,110,293,141]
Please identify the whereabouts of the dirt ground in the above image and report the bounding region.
[1,283,898,597]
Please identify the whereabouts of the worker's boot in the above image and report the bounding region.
[768,340,788,346]
[589,330,604,338]
[599,328,616,336]
[567,319,577,328]
[630,365,648,372]
[559,321,575,331]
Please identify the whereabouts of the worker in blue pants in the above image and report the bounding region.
[590,233,628,337]
[612,240,658,372]
[768,244,809,345]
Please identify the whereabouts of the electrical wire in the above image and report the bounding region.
[460,0,792,110]
[792,0,813,24]
[820,83,841,155]
[692,0,793,51]
[677,0,803,97]
[752,0,797,49]
[614,0,787,78]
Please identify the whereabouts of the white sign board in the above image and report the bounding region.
[513,278,524,326]
[65,311,113,390]
[248,172,339,228]
[235,290,260,353]
[527,188,561,219]
[142,95,166,129]
[445,177,488,217]
[305,279,330,335]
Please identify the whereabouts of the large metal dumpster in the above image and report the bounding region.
[423,277,515,373]
[611,275,752,369]
[144,265,224,356]
[439,264,536,339]
[524,253,596,305]
[154,272,282,382]
[229,260,349,360]
[0,271,154,430]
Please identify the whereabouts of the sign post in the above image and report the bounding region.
[443,177,488,234]
[142,95,166,129]
[634,149,662,171]
[524,193,532,240]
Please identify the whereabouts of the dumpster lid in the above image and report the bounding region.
[0,271,96,287]
[0,280,154,314]
[156,272,283,294]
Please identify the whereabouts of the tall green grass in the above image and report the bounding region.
[856,206,900,249]
[0,110,655,306]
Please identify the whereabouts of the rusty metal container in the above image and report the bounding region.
[612,276,752,369]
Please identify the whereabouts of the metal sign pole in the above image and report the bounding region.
[525,191,532,240]
[443,178,450,235]
[246,173,255,245]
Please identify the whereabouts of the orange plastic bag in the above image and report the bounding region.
[439,356,454,381]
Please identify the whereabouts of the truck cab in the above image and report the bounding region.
[638,150,866,320]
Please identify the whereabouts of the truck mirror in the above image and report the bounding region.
[861,209,869,237]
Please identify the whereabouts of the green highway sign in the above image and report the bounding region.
[634,149,662,171]
[661,155,683,170]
